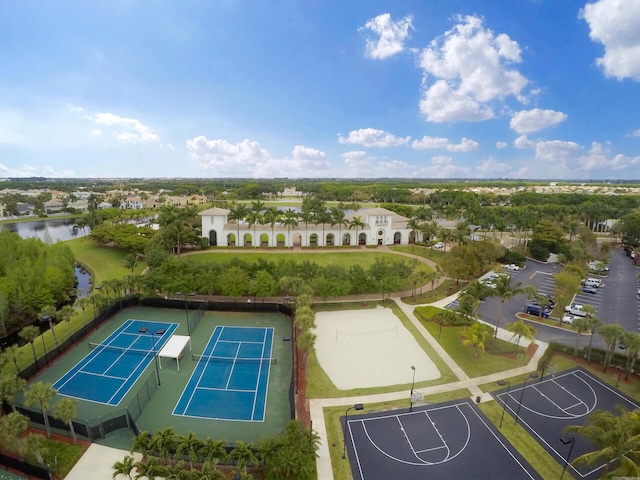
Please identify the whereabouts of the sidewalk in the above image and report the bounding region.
[312,295,548,480]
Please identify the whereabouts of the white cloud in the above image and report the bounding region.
[474,157,513,177]
[338,128,410,147]
[514,134,535,149]
[187,136,270,175]
[496,141,508,149]
[412,135,479,152]
[0,163,75,178]
[581,0,640,81]
[360,13,413,60]
[510,108,567,134]
[94,113,160,142]
[67,104,84,113]
[631,129,640,137]
[414,156,472,178]
[90,129,103,136]
[160,142,176,151]
[290,145,330,167]
[418,15,529,122]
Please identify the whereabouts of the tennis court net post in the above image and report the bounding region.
[188,301,207,334]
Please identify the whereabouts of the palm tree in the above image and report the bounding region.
[175,430,203,470]
[621,332,640,380]
[245,210,262,248]
[330,207,347,247]
[75,297,90,330]
[583,316,601,363]
[599,324,626,372]
[299,197,316,247]
[198,462,226,479]
[228,440,258,475]
[151,427,177,467]
[134,457,166,480]
[567,406,640,477]
[123,253,138,274]
[198,438,228,466]
[316,210,332,247]
[3,345,22,374]
[19,325,40,368]
[56,304,74,339]
[263,206,282,247]
[228,203,249,247]
[505,319,537,356]
[112,455,136,480]
[0,374,26,413]
[348,216,365,246]
[53,398,78,444]
[490,275,524,338]
[437,228,452,254]
[0,412,29,453]
[463,322,494,358]
[282,209,299,248]
[39,305,60,348]
[131,431,153,462]
[23,381,57,438]
[571,317,591,356]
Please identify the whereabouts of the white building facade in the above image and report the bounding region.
[198,207,415,248]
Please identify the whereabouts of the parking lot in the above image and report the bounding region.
[470,245,640,349]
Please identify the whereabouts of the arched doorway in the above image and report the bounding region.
[244,233,252,246]
[227,233,236,247]
[326,233,334,246]
[293,233,302,247]
[260,233,269,247]
[358,232,367,245]
[309,233,318,247]
[343,233,351,246]
[277,233,286,247]
[209,230,218,246]
[394,232,401,244]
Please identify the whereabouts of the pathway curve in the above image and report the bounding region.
[311,292,548,480]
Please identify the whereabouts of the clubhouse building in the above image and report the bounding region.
[198,206,414,248]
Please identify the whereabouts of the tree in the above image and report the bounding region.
[39,305,60,348]
[245,210,263,248]
[198,438,228,466]
[599,324,625,372]
[585,317,602,363]
[490,275,524,338]
[0,374,27,414]
[23,381,57,438]
[263,207,282,248]
[75,297,90,330]
[112,455,136,480]
[330,207,347,247]
[123,253,138,274]
[566,406,640,478]
[571,317,591,356]
[56,304,74,339]
[53,398,78,444]
[228,203,250,247]
[505,319,536,356]
[282,209,299,248]
[438,228,453,254]
[150,427,177,467]
[348,216,365,246]
[0,412,29,453]
[3,345,22,374]
[621,332,640,381]
[134,457,166,480]
[228,440,258,475]
[131,431,152,462]
[19,325,40,368]
[463,322,495,358]
[175,431,203,470]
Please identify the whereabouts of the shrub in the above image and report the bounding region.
[528,241,549,261]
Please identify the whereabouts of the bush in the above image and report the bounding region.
[499,249,526,265]
[529,241,549,261]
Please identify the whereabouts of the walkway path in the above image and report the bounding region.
[311,293,548,480]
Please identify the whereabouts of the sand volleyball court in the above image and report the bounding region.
[313,306,440,390]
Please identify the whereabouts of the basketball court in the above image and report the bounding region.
[345,399,542,480]
[494,367,640,479]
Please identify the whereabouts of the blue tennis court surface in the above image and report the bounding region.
[173,326,274,421]
[53,319,177,405]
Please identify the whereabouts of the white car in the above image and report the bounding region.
[433,242,444,249]
[505,264,520,271]
[562,314,575,324]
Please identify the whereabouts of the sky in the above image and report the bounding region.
[1,0,640,180]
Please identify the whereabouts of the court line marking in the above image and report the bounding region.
[497,369,640,478]
[350,402,535,480]
[54,320,177,405]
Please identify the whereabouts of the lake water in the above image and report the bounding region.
[0,217,88,243]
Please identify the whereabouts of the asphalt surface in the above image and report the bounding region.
[474,247,640,351]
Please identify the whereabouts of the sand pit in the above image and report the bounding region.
[313,306,440,390]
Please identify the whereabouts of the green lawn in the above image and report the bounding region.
[421,321,531,378]
[389,244,446,264]
[66,237,147,285]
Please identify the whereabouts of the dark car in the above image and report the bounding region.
[582,286,597,294]
[525,304,550,318]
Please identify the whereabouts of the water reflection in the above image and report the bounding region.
[1,217,88,243]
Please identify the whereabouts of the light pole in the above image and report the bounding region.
[343,403,364,459]
[39,315,51,366]
[139,327,165,386]
[514,373,538,426]
[176,291,196,334]
[560,437,575,480]
[409,366,416,412]
[496,379,511,428]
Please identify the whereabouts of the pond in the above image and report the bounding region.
[0,217,88,243]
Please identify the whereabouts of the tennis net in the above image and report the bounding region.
[89,342,154,357]
[192,353,277,365]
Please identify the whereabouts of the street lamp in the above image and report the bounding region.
[139,327,165,386]
[514,373,538,426]
[176,291,196,334]
[409,366,416,413]
[560,437,575,480]
[342,403,364,459]
[496,379,511,428]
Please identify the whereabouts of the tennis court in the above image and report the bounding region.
[173,326,274,421]
[53,319,177,406]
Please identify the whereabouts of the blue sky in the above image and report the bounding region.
[1,0,640,180]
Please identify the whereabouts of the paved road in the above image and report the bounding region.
[598,247,639,332]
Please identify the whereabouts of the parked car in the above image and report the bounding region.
[505,264,520,271]
[582,286,597,294]
[564,304,591,317]
[562,314,575,324]
[525,304,550,318]
[433,242,444,249]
